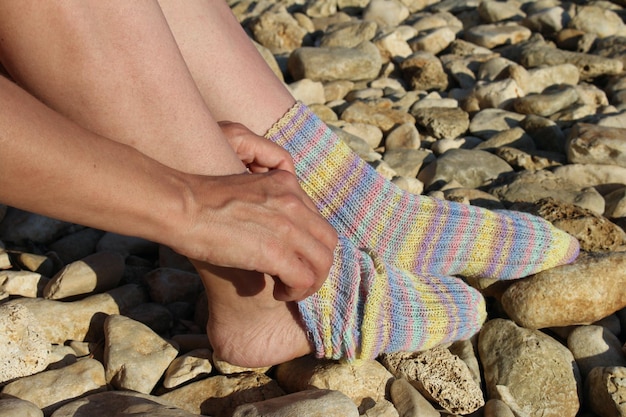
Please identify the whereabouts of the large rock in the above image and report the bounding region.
[501,252,626,329]
[567,123,626,167]
[478,319,580,417]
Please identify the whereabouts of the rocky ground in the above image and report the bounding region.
[1,0,626,416]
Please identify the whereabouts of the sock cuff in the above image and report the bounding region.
[264,101,307,140]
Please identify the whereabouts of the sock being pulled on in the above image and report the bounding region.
[266,102,580,280]
[297,236,486,361]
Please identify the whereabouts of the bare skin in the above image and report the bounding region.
[0,1,333,366]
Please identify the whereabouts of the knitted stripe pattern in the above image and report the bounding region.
[265,102,580,280]
[296,236,486,360]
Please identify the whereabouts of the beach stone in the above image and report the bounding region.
[514,84,579,116]
[519,42,624,80]
[320,21,377,48]
[478,319,580,417]
[362,0,409,28]
[494,146,565,171]
[521,114,567,152]
[275,356,392,408]
[232,389,359,417]
[96,232,158,257]
[469,108,526,139]
[523,6,567,35]
[383,149,432,178]
[411,106,469,139]
[43,251,124,300]
[478,0,524,22]
[15,252,56,276]
[125,302,173,334]
[340,100,415,133]
[1,358,106,415]
[568,5,625,39]
[288,78,325,105]
[48,228,105,264]
[212,352,271,376]
[430,136,482,155]
[0,398,42,417]
[567,325,626,378]
[464,23,531,49]
[0,209,77,245]
[489,170,604,214]
[250,9,307,54]
[399,51,449,91]
[510,197,626,252]
[344,87,384,101]
[385,122,420,150]
[524,63,580,94]
[104,314,178,394]
[4,284,146,344]
[472,77,523,109]
[376,30,414,60]
[552,164,626,191]
[162,349,213,389]
[474,126,536,152]
[408,26,456,55]
[50,391,197,417]
[418,148,513,189]
[0,271,48,299]
[288,41,383,82]
[361,399,399,417]
[0,303,50,384]
[484,399,516,417]
[143,267,203,305]
[380,346,484,414]
[389,378,439,417]
[501,251,626,329]
[330,125,382,162]
[605,187,626,220]
[159,373,284,416]
[567,123,626,167]
[585,366,626,417]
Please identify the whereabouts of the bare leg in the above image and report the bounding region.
[157,0,296,136]
[0,1,312,366]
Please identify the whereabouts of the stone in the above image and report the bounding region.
[474,126,536,152]
[514,84,579,117]
[43,251,125,300]
[464,23,532,49]
[50,391,197,417]
[383,149,433,178]
[232,389,359,417]
[340,100,415,133]
[380,346,484,414]
[519,42,624,80]
[159,373,284,416]
[478,319,580,417]
[567,325,626,378]
[376,30,414,60]
[320,21,377,48]
[1,359,106,415]
[15,252,56,276]
[472,78,523,109]
[408,26,456,55]
[478,0,525,23]
[510,198,626,252]
[48,228,105,264]
[275,356,393,408]
[362,0,409,28]
[521,114,567,152]
[143,267,203,305]
[161,349,213,389]
[585,366,626,417]
[605,187,626,220]
[0,271,48,299]
[212,352,271,376]
[417,148,513,189]
[250,9,307,54]
[389,378,439,417]
[411,106,469,139]
[96,232,158,257]
[552,164,626,191]
[567,123,626,167]
[523,6,567,35]
[125,302,173,334]
[288,78,325,105]
[494,147,565,172]
[489,170,605,214]
[288,41,383,82]
[0,303,50,384]
[399,51,448,91]
[430,136,482,155]
[0,398,43,417]
[0,208,76,245]
[568,5,625,39]
[361,399,399,417]
[484,398,516,417]
[4,284,146,344]
[468,108,526,139]
[104,314,178,394]
[501,251,626,329]
[384,122,420,150]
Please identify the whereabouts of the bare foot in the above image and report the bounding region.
[192,261,313,368]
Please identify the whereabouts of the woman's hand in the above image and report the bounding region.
[176,169,338,302]
[219,121,296,174]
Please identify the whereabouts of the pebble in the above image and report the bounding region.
[2,0,626,415]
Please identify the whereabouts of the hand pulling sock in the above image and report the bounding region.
[297,236,486,360]
[266,102,580,280]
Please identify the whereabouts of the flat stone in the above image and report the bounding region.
[0,303,50,384]
[567,123,626,167]
[104,314,179,394]
[567,325,626,378]
[501,251,626,329]
[478,319,580,417]
[464,23,531,49]
[0,271,48,299]
[0,398,42,417]
[232,389,359,417]
[411,106,469,139]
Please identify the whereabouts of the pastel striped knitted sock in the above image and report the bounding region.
[266,102,580,280]
[297,236,486,360]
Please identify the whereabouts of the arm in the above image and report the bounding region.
[0,76,336,300]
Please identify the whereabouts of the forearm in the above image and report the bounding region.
[0,76,188,247]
